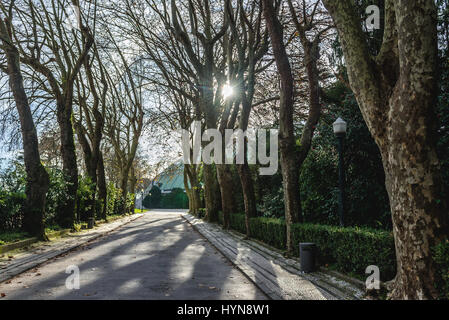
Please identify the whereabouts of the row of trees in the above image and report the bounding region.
[0,0,147,236]
[0,0,448,299]
[134,0,448,299]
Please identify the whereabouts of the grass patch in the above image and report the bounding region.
[44,224,64,234]
[0,230,31,245]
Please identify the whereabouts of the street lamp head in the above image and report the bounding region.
[333,117,347,136]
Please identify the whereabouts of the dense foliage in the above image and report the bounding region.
[433,240,449,299]
[253,81,392,229]
[300,82,392,229]
[0,161,132,233]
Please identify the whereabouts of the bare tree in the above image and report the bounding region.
[262,0,301,254]
[0,3,49,238]
[8,0,94,228]
[224,0,269,235]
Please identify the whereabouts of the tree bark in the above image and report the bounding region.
[55,101,78,228]
[263,0,302,253]
[0,20,49,239]
[74,54,106,221]
[74,122,97,221]
[238,162,256,237]
[129,165,137,214]
[216,164,235,229]
[184,164,201,215]
[322,0,448,299]
[297,41,322,167]
[203,164,221,222]
[97,152,107,220]
[119,164,131,214]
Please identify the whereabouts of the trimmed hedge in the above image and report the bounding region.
[202,210,449,299]
[290,223,396,281]
[214,211,449,297]
[218,212,396,281]
[433,239,449,299]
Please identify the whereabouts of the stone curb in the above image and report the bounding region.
[0,228,73,255]
[0,214,142,255]
[0,238,39,255]
[182,213,365,300]
[0,213,144,283]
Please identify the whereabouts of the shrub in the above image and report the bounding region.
[0,190,25,231]
[45,168,69,225]
[257,186,285,219]
[126,192,135,213]
[76,175,95,222]
[106,183,123,216]
[0,161,26,231]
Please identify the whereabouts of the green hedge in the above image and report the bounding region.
[214,212,449,297]
[433,239,449,299]
[290,223,396,280]
[218,212,396,281]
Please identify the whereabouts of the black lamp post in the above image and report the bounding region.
[333,117,347,227]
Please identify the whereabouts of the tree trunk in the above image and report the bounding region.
[129,165,137,214]
[120,165,131,215]
[1,31,49,239]
[200,67,222,222]
[184,164,202,215]
[216,164,235,229]
[189,165,202,214]
[263,0,302,253]
[74,124,97,221]
[297,41,322,167]
[55,101,78,228]
[322,0,448,299]
[237,163,256,237]
[203,164,221,222]
[237,90,258,237]
[184,169,193,212]
[97,152,107,220]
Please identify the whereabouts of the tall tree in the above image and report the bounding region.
[322,0,448,299]
[262,0,301,253]
[166,0,229,222]
[9,0,94,228]
[102,41,144,213]
[287,0,332,169]
[74,46,108,221]
[225,0,269,235]
[0,8,49,239]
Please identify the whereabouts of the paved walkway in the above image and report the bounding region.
[0,213,143,283]
[182,213,364,300]
[0,210,267,300]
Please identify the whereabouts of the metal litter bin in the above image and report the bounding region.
[88,217,95,229]
[300,242,316,273]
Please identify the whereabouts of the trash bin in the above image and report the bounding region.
[87,217,95,229]
[300,242,316,273]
